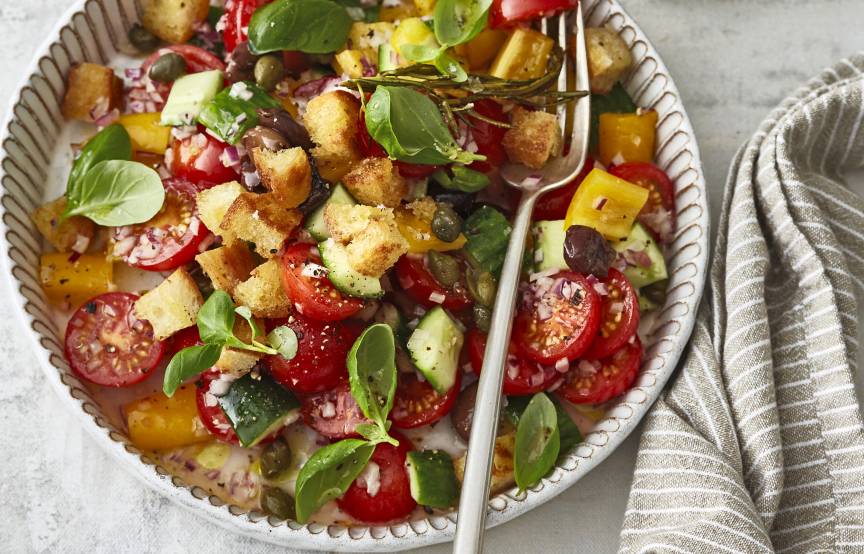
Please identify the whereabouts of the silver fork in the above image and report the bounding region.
[452,5,591,553]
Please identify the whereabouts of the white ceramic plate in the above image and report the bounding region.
[0,0,709,550]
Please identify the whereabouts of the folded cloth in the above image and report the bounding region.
[619,55,864,553]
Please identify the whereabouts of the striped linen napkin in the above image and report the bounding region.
[619,55,864,553]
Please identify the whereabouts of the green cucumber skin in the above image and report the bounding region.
[305,183,356,241]
[406,306,463,394]
[532,220,568,272]
[160,70,224,126]
[317,240,384,299]
[612,223,668,289]
[217,373,300,447]
[405,450,458,508]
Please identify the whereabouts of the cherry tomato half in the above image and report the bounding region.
[357,110,441,178]
[301,383,372,439]
[513,272,601,365]
[609,162,677,243]
[558,338,643,405]
[585,269,639,359]
[196,369,240,444]
[390,370,461,429]
[64,292,165,387]
[171,131,240,188]
[337,433,416,523]
[467,329,561,396]
[168,326,203,356]
[467,99,508,174]
[490,0,578,28]
[142,45,226,75]
[280,243,365,321]
[396,255,473,311]
[533,156,593,221]
[222,0,271,54]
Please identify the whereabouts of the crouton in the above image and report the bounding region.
[303,91,363,182]
[133,268,203,340]
[454,432,516,493]
[251,147,311,208]
[195,243,255,295]
[31,197,95,253]
[342,157,408,208]
[348,22,396,59]
[324,204,408,277]
[196,182,245,243]
[233,259,291,318]
[586,27,633,94]
[61,63,123,122]
[215,317,266,375]
[221,192,302,257]
[140,0,210,44]
[502,107,562,170]
[405,197,437,223]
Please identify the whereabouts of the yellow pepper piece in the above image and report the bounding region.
[391,17,437,59]
[379,3,418,22]
[489,28,553,80]
[124,385,211,451]
[40,253,113,308]
[413,0,436,15]
[564,168,649,240]
[395,210,467,253]
[333,49,367,79]
[118,112,171,155]
[597,110,658,166]
[454,28,508,71]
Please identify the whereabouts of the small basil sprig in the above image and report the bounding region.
[506,394,582,458]
[365,86,485,165]
[347,323,398,446]
[294,439,375,523]
[162,291,298,396]
[248,0,352,54]
[66,124,131,191]
[431,165,491,193]
[513,393,560,491]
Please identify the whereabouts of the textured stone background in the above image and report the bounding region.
[1,1,862,552]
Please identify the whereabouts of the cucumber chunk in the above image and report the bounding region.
[161,70,224,126]
[318,239,384,299]
[612,223,667,289]
[532,220,568,272]
[406,306,463,394]
[405,450,458,508]
[218,372,300,447]
[305,183,357,241]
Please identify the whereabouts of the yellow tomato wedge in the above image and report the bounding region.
[395,209,467,253]
[124,385,211,451]
[391,17,437,59]
[454,28,508,71]
[40,253,113,308]
[597,110,658,166]
[118,112,171,155]
[564,168,649,240]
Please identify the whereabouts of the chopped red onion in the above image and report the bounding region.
[623,248,653,268]
[593,196,608,210]
[555,357,570,373]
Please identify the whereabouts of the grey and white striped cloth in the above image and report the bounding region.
[619,55,864,553]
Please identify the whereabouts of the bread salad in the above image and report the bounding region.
[38,0,674,525]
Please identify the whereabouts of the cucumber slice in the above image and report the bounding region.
[612,223,668,289]
[304,184,356,241]
[532,220,568,272]
[406,306,463,394]
[378,43,397,72]
[318,239,384,299]
[161,70,224,126]
[405,450,458,508]
[217,372,300,448]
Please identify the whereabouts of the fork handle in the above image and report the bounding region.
[453,190,539,554]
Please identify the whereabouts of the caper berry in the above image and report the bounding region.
[260,486,296,520]
[431,204,463,243]
[466,270,497,307]
[148,53,186,83]
[427,251,461,288]
[254,55,285,92]
[473,304,492,333]
[260,439,292,479]
[128,23,159,52]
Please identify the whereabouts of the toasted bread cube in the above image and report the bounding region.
[195,243,255,295]
[196,182,245,243]
[251,147,311,208]
[61,63,123,122]
[454,432,516,493]
[31,197,95,253]
[303,91,363,182]
[323,204,388,243]
[324,204,408,277]
[140,0,210,44]
[586,27,633,94]
[221,192,302,257]
[348,22,396,59]
[233,259,291,318]
[215,318,266,375]
[502,107,562,170]
[342,157,408,208]
[133,268,203,340]
[405,197,437,222]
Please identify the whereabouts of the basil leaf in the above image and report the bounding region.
[433,50,468,82]
[294,439,375,522]
[433,0,491,48]
[432,165,490,193]
[464,206,512,275]
[365,86,484,165]
[64,160,165,226]
[402,44,442,63]
[162,344,223,397]
[347,324,397,428]
[248,0,352,54]
[514,393,560,491]
[66,124,132,198]
[355,422,395,445]
[197,291,237,345]
[268,325,299,360]
[234,305,265,342]
[197,82,282,144]
[505,395,582,459]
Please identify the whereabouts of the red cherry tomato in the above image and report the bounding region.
[64,293,165,387]
[142,44,226,74]
[490,0,578,28]
[467,99,508,173]
[395,255,473,311]
[513,272,601,365]
[558,338,643,405]
[263,314,352,394]
[609,162,677,242]
[390,370,461,429]
[171,131,240,188]
[301,383,372,439]
[467,329,561,396]
[280,243,365,321]
[357,110,441,178]
[337,433,416,523]
[222,0,271,54]
[585,269,639,359]
[111,178,210,272]
[195,369,240,444]
[168,326,202,356]
[282,51,310,76]
[533,157,593,221]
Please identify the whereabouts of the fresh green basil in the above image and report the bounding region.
[347,324,397,431]
[505,395,582,458]
[355,422,392,444]
[64,160,165,226]
[197,82,282,144]
[248,0,352,55]
[431,165,491,193]
[268,325,299,360]
[67,124,132,195]
[197,291,238,345]
[365,86,484,165]
[432,50,468,82]
[433,0,491,49]
[401,44,442,64]
[162,344,223,397]
[513,393,560,491]
[294,439,376,523]
[463,206,512,275]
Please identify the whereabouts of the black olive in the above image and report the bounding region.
[297,155,331,214]
[451,382,509,442]
[257,108,313,151]
[225,42,258,83]
[563,225,617,277]
[186,262,215,298]
[243,126,289,154]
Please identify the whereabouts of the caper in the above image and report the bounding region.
[260,439,292,479]
[148,53,186,83]
[128,23,159,52]
[431,204,463,243]
[466,269,497,307]
[473,304,492,333]
[427,251,461,288]
[254,55,285,92]
[260,486,296,520]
